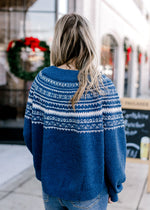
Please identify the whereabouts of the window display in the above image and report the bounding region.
[100,34,118,84]
[0,0,69,141]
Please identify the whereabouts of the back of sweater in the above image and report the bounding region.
[23,66,126,202]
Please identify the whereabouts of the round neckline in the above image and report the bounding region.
[41,66,79,83]
[52,65,79,72]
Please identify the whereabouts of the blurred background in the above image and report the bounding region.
[0,0,150,143]
[0,1,150,210]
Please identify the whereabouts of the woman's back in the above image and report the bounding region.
[23,13,126,210]
[23,65,126,202]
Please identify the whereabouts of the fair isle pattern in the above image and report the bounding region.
[23,66,127,202]
[25,68,125,133]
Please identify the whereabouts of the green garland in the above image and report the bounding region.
[7,37,50,81]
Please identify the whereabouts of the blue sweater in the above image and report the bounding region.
[23,66,126,202]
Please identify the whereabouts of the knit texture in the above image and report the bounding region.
[23,66,126,202]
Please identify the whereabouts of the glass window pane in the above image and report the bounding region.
[26,12,55,45]
[10,12,25,40]
[0,11,25,47]
[0,51,7,86]
[58,0,68,14]
[100,35,118,82]
[0,12,7,46]
[28,0,55,11]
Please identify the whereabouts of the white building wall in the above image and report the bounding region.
[100,0,150,98]
[76,0,102,62]
[101,0,150,46]
[76,0,150,98]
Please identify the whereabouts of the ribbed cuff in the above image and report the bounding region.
[108,186,121,202]
[110,192,118,202]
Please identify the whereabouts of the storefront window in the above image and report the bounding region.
[0,0,70,141]
[26,13,55,42]
[100,34,118,84]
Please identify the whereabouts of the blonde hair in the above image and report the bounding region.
[51,13,102,110]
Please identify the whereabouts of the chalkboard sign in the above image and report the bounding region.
[121,98,150,159]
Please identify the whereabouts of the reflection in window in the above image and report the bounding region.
[0,12,8,46]
[28,0,55,11]
[0,11,25,47]
[26,13,55,44]
[0,0,70,122]
[100,34,118,83]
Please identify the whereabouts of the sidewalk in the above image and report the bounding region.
[0,145,150,210]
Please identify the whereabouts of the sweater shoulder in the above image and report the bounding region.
[100,74,118,96]
[101,74,116,90]
[40,66,52,76]
[100,74,122,109]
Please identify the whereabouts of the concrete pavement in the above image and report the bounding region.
[0,145,32,186]
[0,145,150,210]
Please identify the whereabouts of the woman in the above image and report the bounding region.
[23,13,126,210]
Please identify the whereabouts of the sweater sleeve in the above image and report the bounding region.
[23,75,44,179]
[102,80,126,202]
[23,80,36,153]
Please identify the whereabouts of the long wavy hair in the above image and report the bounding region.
[51,13,102,110]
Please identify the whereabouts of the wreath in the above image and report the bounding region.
[7,37,50,81]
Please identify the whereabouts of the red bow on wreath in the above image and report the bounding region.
[7,41,14,51]
[7,37,47,52]
[24,37,47,52]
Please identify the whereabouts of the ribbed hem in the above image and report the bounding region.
[41,180,108,202]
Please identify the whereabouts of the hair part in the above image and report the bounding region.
[51,13,103,110]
